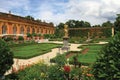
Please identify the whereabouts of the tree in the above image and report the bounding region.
[84,21,91,27]
[102,21,113,38]
[92,32,120,80]
[65,20,91,28]
[57,23,64,29]
[49,22,54,25]
[66,20,76,28]
[25,15,34,21]
[114,14,120,33]
[55,23,64,38]
[36,19,41,22]
[92,24,101,27]
[102,21,113,27]
[0,39,13,78]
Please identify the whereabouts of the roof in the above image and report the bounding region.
[0,12,54,27]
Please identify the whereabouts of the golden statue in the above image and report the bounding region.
[64,24,68,37]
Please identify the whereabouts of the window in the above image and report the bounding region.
[27,27,30,33]
[2,25,7,34]
[37,28,39,33]
[20,27,24,34]
[41,29,43,33]
[46,30,47,34]
[32,28,35,33]
[13,26,17,34]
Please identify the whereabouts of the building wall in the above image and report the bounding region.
[0,12,54,39]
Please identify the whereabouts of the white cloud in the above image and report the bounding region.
[0,0,120,26]
[0,0,30,15]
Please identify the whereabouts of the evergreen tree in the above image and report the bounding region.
[0,39,13,78]
[92,32,120,80]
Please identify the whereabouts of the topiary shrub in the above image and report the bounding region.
[0,39,13,78]
[92,32,120,80]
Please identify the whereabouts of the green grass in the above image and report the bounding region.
[11,43,61,59]
[78,44,104,63]
[70,44,105,64]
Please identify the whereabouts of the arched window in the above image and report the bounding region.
[39,28,41,33]
[37,28,39,33]
[13,26,17,34]
[46,30,47,34]
[49,30,50,34]
[32,28,35,33]
[20,27,24,34]
[2,25,7,34]
[41,29,43,33]
[27,27,30,33]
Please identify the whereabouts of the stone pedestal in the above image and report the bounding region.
[62,37,70,51]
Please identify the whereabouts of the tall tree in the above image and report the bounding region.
[57,23,64,29]
[55,23,64,38]
[66,20,91,28]
[92,25,101,27]
[114,14,120,33]
[66,20,76,28]
[102,21,113,37]
[84,21,91,27]
[102,21,113,27]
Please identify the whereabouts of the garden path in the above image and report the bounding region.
[6,41,81,74]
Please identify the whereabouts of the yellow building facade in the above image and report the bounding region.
[0,12,54,39]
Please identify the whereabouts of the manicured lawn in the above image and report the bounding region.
[77,44,104,63]
[70,44,105,64]
[11,43,61,59]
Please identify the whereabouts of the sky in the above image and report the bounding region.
[0,0,120,26]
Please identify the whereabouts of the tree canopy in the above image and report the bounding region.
[25,15,34,21]
[114,14,120,33]
[65,20,91,28]
[102,21,113,27]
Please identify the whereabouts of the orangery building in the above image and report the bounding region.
[0,12,54,40]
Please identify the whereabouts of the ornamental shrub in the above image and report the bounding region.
[0,39,13,78]
[18,36,24,41]
[92,32,120,80]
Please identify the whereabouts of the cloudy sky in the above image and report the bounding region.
[0,0,120,25]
